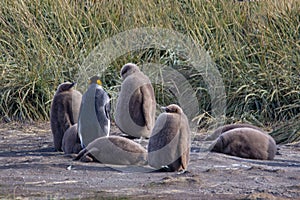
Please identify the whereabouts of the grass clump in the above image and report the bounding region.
[270,113,300,144]
[0,0,299,142]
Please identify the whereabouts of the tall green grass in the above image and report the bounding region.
[1,0,299,142]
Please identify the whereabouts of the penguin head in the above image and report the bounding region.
[57,82,76,93]
[161,104,183,114]
[89,76,102,86]
[120,63,140,79]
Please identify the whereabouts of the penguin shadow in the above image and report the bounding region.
[0,146,66,171]
[0,146,59,158]
[0,145,118,172]
[0,157,115,173]
[66,164,120,172]
[0,162,66,171]
[207,151,300,168]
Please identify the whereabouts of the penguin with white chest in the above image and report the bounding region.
[50,82,82,151]
[115,63,156,138]
[78,76,110,148]
[148,104,191,172]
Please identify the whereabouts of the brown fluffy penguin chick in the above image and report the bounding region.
[115,63,156,138]
[206,123,266,141]
[62,123,82,154]
[148,104,191,172]
[74,136,147,165]
[50,82,82,151]
[210,127,277,160]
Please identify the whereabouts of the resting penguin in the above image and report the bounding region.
[115,63,156,138]
[50,82,82,151]
[62,123,82,154]
[78,76,110,148]
[210,127,277,160]
[148,104,191,172]
[205,123,266,141]
[74,136,148,165]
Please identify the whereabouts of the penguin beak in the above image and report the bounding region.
[71,82,77,87]
[160,106,167,112]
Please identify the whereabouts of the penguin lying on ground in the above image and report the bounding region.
[210,127,277,160]
[205,123,266,141]
[74,136,148,165]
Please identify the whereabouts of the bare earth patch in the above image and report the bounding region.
[0,122,299,199]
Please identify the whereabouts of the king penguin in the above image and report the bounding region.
[78,76,110,148]
[115,63,156,138]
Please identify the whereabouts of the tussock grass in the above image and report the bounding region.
[1,0,299,142]
[270,113,300,144]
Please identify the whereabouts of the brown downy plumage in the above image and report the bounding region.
[210,127,277,160]
[148,104,191,172]
[205,123,267,141]
[62,123,82,154]
[115,63,156,138]
[50,82,82,151]
[74,136,148,165]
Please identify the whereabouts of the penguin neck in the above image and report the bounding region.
[89,83,102,89]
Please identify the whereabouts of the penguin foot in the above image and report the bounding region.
[177,169,188,175]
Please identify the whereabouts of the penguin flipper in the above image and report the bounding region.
[104,101,111,120]
[94,87,110,135]
[73,148,87,161]
[140,84,155,130]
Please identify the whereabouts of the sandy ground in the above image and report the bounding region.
[0,121,300,200]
